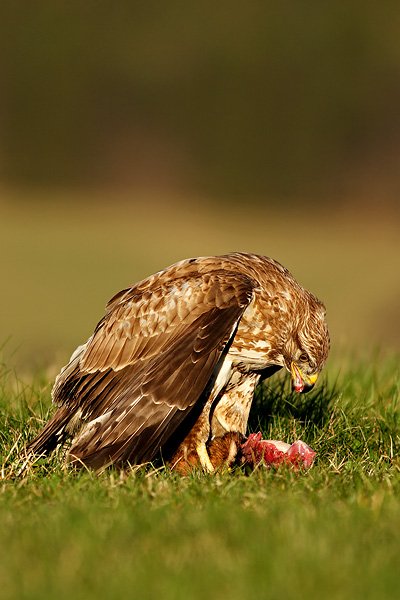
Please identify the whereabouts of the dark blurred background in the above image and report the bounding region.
[2,1,400,199]
[0,2,399,369]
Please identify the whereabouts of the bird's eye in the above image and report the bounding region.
[299,352,308,362]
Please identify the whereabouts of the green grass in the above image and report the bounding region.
[1,356,399,600]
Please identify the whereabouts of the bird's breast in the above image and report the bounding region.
[229,333,273,371]
[228,300,280,371]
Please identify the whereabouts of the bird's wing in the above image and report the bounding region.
[54,270,257,469]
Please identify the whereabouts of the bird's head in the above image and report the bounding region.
[283,298,330,394]
[288,352,320,393]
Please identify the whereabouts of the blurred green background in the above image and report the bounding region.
[0,2,399,370]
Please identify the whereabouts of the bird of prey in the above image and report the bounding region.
[26,253,329,473]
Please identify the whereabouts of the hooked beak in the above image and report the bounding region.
[290,362,319,393]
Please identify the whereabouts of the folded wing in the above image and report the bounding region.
[50,270,256,469]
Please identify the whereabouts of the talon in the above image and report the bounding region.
[196,442,214,472]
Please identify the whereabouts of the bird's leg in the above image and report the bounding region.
[207,431,245,470]
[196,442,215,472]
[210,371,260,438]
[169,439,214,475]
[169,364,233,475]
[169,415,214,475]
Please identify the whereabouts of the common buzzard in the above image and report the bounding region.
[27,253,329,473]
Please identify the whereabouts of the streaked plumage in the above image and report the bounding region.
[26,253,330,472]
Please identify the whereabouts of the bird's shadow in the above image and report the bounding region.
[248,374,338,434]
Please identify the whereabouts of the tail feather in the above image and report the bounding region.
[25,343,88,461]
[25,406,72,457]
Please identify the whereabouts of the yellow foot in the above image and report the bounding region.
[196,442,214,473]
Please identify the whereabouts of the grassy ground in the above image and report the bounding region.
[1,354,399,600]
